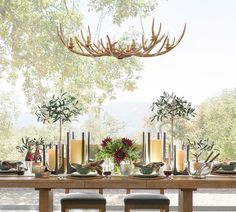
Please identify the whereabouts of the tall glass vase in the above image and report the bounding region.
[24,161,32,175]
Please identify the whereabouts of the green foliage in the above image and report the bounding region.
[193,89,236,160]
[0,0,143,111]
[151,91,196,122]
[35,92,82,125]
[0,91,19,140]
[35,92,82,142]
[88,0,159,25]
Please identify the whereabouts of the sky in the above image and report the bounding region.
[89,0,236,106]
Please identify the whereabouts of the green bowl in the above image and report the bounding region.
[76,166,90,174]
[222,164,235,171]
[139,167,153,175]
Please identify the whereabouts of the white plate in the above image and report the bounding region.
[130,174,160,178]
[213,169,236,174]
[70,172,98,177]
[0,169,17,174]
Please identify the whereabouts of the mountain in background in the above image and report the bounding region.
[16,102,152,135]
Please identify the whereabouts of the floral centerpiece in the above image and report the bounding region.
[96,137,140,173]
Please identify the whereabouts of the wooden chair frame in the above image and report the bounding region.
[125,204,169,212]
[61,203,106,212]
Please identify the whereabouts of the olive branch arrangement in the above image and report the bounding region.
[151,91,196,156]
[188,138,220,163]
[35,92,82,144]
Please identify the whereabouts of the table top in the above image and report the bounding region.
[0,175,236,189]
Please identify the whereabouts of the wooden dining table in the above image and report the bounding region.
[0,174,236,212]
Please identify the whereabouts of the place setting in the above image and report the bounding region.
[128,161,166,179]
[66,160,104,180]
[211,161,236,175]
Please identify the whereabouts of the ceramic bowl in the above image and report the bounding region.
[222,164,235,171]
[76,166,90,174]
[139,167,153,175]
[35,171,50,178]
[32,166,45,174]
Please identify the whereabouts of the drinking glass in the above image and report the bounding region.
[163,162,173,179]
[103,159,113,179]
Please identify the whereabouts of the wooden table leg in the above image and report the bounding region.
[178,189,194,212]
[160,189,165,212]
[37,188,53,212]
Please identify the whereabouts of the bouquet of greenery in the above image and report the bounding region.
[96,137,140,165]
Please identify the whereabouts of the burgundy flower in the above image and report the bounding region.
[122,138,133,147]
[101,137,112,148]
[114,149,126,162]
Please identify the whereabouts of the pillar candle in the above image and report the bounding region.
[70,140,83,164]
[142,132,145,163]
[150,139,162,162]
[48,148,55,170]
[176,150,185,172]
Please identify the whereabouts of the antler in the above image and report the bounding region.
[57,18,186,59]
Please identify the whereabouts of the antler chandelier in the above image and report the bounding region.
[57,18,186,59]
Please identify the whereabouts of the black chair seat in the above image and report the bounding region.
[61,192,106,206]
[124,193,170,206]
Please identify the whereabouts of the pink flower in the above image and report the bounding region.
[114,149,126,162]
[122,138,133,147]
[101,137,112,148]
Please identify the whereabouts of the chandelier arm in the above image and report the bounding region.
[80,30,89,46]
[66,45,92,57]
[171,37,176,47]
[57,25,67,47]
[87,26,91,43]
[143,24,186,57]
[93,42,105,54]
[74,37,86,52]
[151,20,162,42]
[151,18,155,35]
[135,36,167,57]
[100,39,107,52]
[88,43,105,55]
[143,25,186,57]
[141,36,149,51]
[75,37,100,56]
[100,39,112,56]
[155,23,162,40]
[142,34,166,54]
[78,39,103,55]
[78,42,103,56]
[106,35,116,57]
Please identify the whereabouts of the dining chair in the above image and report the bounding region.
[124,193,170,212]
[61,192,106,212]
